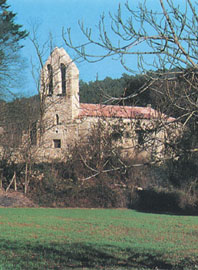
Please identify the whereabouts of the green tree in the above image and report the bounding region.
[0,0,28,96]
[79,76,127,104]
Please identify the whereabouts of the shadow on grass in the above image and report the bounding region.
[134,189,198,216]
[0,239,185,270]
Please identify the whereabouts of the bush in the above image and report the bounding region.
[28,167,129,208]
[135,187,198,214]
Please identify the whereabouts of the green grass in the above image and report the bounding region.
[0,208,198,269]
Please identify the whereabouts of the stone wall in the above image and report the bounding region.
[17,47,180,163]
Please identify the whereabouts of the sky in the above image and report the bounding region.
[7,0,129,97]
[7,0,183,98]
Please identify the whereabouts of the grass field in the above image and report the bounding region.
[0,208,198,270]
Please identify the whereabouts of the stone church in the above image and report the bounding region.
[27,47,175,162]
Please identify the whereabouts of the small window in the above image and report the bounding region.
[137,130,144,145]
[47,64,53,95]
[135,120,144,145]
[60,63,66,95]
[53,139,61,148]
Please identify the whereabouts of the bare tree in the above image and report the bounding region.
[63,0,197,70]
[62,0,198,150]
[61,0,198,195]
[62,2,197,99]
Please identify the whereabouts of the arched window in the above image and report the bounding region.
[60,63,66,95]
[47,64,53,95]
[56,114,60,125]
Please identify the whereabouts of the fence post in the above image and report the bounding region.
[6,171,16,193]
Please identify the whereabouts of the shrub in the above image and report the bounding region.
[135,187,198,214]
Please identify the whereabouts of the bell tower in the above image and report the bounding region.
[39,47,80,151]
[40,47,80,120]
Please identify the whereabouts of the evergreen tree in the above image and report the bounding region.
[0,0,28,95]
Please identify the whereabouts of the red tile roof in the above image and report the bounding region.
[79,103,175,122]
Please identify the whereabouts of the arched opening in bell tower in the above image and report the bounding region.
[47,64,53,95]
[60,63,66,95]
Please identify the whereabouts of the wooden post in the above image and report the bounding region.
[24,163,28,194]
[14,172,17,191]
[6,171,16,193]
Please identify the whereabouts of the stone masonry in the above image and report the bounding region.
[26,47,177,162]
